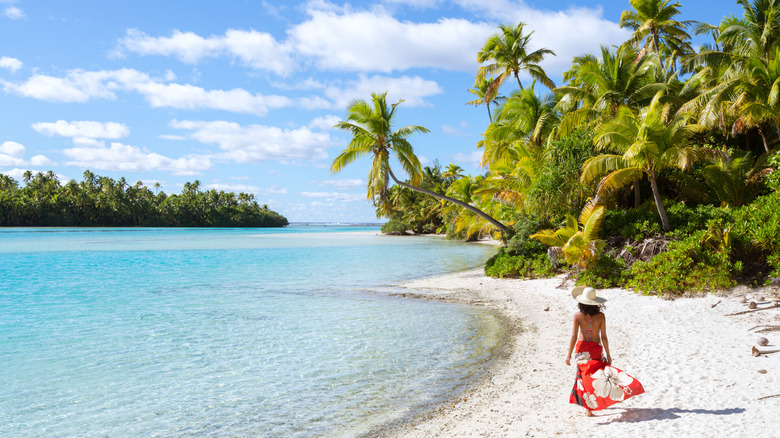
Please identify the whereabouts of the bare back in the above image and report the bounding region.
[574,311,605,344]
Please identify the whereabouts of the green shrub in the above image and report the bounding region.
[503,215,551,256]
[381,219,413,235]
[601,206,662,241]
[665,203,733,237]
[575,253,627,288]
[484,252,555,279]
[732,190,780,277]
[625,230,737,296]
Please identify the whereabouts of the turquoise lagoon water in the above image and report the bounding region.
[0,227,501,437]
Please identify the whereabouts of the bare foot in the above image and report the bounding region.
[585,410,593,417]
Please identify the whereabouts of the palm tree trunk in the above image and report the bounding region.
[648,173,670,232]
[634,180,641,208]
[387,167,511,235]
[487,103,493,123]
[514,72,523,90]
[758,125,771,153]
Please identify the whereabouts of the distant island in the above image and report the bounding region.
[0,170,288,227]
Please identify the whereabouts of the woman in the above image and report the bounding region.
[565,286,644,416]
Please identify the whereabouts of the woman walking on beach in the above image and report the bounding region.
[565,287,644,416]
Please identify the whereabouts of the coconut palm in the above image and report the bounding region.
[619,0,695,71]
[331,92,510,235]
[480,84,559,167]
[719,0,780,63]
[701,151,772,207]
[442,163,465,182]
[582,92,724,232]
[555,44,664,137]
[467,76,502,122]
[476,23,556,96]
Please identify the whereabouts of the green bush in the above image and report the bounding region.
[732,190,780,277]
[503,215,551,256]
[665,203,733,237]
[625,230,737,296]
[381,219,413,235]
[601,206,662,241]
[484,252,555,279]
[575,253,627,288]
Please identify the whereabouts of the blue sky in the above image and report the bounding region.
[0,0,742,222]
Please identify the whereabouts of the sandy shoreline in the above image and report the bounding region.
[370,269,780,437]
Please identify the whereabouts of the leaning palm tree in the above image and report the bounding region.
[331,92,510,235]
[582,92,724,232]
[476,23,556,96]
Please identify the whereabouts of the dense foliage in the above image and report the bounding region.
[0,170,288,227]
[333,0,780,295]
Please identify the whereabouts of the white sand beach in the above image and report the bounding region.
[377,269,780,438]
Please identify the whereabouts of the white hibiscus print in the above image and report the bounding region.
[574,351,592,363]
[583,392,598,409]
[591,366,633,401]
[577,379,584,391]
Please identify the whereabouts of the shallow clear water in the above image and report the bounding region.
[0,227,501,437]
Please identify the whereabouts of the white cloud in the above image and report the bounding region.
[170,119,332,163]
[73,137,106,147]
[0,141,54,168]
[159,134,187,141]
[3,6,24,19]
[384,0,441,7]
[1,68,149,103]
[2,68,293,115]
[442,121,470,137]
[63,142,213,175]
[325,74,442,109]
[308,115,340,130]
[32,120,130,139]
[0,140,25,157]
[0,56,22,72]
[118,28,293,75]
[313,178,364,190]
[299,191,366,202]
[205,183,261,193]
[290,5,492,72]
[0,153,25,167]
[30,155,54,166]
[131,81,293,116]
[455,0,630,80]
[452,150,483,169]
[1,168,35,181]
[205,183,288,196]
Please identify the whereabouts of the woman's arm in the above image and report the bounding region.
[566,314,579,366]
[600,314,611,364]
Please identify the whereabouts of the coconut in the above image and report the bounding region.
[748,301,757,309]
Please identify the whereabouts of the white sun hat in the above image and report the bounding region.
[571,286,606,305]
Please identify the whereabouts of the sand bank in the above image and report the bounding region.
[376,269,780,437]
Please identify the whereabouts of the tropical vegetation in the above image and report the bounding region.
[0,170,288,227]
[332,0,780,296]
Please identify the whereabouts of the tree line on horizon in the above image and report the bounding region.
[330,0,780,295]
[0,170,288,227]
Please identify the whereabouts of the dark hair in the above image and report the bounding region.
[578,303,603,316]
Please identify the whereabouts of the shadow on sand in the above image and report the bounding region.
[598,407,746,424]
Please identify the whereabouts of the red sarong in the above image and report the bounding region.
[570,341,644,410]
